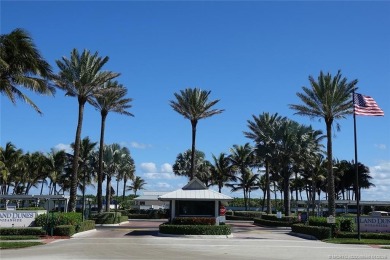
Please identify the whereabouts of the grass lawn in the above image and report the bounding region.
[324,238,390,245]
[0,235,40,240]
[0,241,44,249]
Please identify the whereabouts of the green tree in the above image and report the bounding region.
[172,149,213,184]
[126,176,147,196]
[90,81,133,213]
[290,70,358,216]
[0,28,55,114]
[55,49,119,212]
[245,112,285,214]
[227,143,256,210]
[210,153,235,193]
[0,142,23,194]
[170,88,224,179]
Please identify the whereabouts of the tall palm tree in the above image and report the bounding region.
[172,149,212,183]
[227,143,256,210]
[90,81,133,213]
[289,70,358,216]
[55,49,119,212]
[244,112,285,214]
[210,153,235,193]
[116,147,135,201]
[0,142,23,194]
[46,149,68,195]
[170,88,224,179]
[0,28,55,114]
[126,176,147,196]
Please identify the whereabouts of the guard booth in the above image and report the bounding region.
[158,178,232,225]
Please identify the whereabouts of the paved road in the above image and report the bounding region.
[1,220,389,260]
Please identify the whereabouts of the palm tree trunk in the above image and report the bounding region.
[97,113,107,213]
[190,120,197,180]
[266,161,271,214]
[326,121,336,216]
[105,175,111,212]
[283,171,291,216]
[69,101,85,212]
[122,177,127,201]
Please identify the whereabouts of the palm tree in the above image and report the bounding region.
[0,142,23,194]
[102,143,122,212]
[90,81,133,213]
[245,112,285,214]
[126,176,147,196]
[210,153,235,193]
[0,28,55,114]
[116,147,135,201]
[227,143,256,210]
[170,88,224,179]
[289,70,358,216]
[172,149,213,184]
[55,49,119,212]
[46,149,68,195]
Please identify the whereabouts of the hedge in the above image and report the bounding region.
[128,214,149,219]
[336,232,390,240]
[53,225,75,236]
[172,217,215,225]
[35,212,82,228]
[254,218,293,227]
[261,214,298,223]
[92,212,122,224]
[159,224,231,235]
[0,227,45,236]
[77,220,96,233]
[234,211,264,218]
[291,224,331,240]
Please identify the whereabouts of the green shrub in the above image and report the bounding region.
[93,212,122,224]
[291,224,331,240]
[226,215,253,221]
[254,218,292,227]
[234,211,264,218]
[261,214,298,223]
[77,220,95,233]
[225,210,234,216]
[172,217,215,225]
[35,212,82,228]
[159,224,231,235]
[0,227,45,236]
[128,214,149,219]
[308,216,341,232]
[53,225,75,236]
[16,207,45,211]
[339,218,355,232]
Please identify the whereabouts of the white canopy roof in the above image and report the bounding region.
[158,178,233,201]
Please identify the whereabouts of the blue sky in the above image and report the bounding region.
[1,1,389,201]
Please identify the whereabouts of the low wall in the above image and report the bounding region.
[0,210,46,227]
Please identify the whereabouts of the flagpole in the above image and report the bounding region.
[352,92,361,241]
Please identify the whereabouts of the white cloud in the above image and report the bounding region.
[130,142,151,149]
[160,163,173,173]
[361,161,390,201]
[375,144,387,150]
[140,162,157,173]
[53,143,72,153]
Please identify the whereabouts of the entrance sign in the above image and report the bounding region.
[357,216,390,233]
[0,210,45,227]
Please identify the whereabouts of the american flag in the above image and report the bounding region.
[353,93,384,116]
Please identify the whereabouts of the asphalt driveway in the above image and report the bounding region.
[1,220,388,260]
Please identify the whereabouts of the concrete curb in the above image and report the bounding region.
[289,231,318,240]
[157,232,234,239]
[71,229,98,238]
